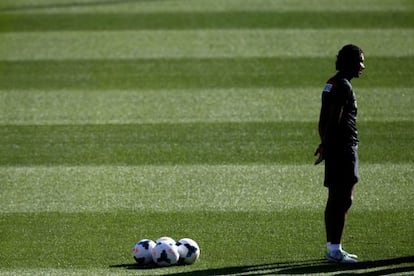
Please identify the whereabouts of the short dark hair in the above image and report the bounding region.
[335,44,363,72]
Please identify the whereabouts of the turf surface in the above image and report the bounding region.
[0,0,413,275]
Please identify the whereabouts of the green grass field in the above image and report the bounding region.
[0,0,413,275]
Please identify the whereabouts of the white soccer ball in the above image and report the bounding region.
[152,241,179,266]
[155,236,176,246]
[176,238,200,264]
[132,239,156,265]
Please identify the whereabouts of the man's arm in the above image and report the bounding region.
[315,97,344,165]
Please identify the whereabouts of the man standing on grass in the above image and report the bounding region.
[314,44,365,263]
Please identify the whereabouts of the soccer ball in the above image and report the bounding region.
[176,238,200,264]
[155,236,176,246]
[152,241,179,266]
[132,239,156,265]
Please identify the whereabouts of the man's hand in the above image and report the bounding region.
[314,144,324,165]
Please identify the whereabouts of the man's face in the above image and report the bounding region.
[354,53,365,78]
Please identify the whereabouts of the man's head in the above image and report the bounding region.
[335,44,365,78]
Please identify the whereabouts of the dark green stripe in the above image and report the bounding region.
[1,11,413,32]
[0,210,321,267]
[1,210,412,268]
[0,0,143,13]
[0,57,412,90]
[0,121,412,166]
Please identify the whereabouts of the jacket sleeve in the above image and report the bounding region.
[318,83,346,146]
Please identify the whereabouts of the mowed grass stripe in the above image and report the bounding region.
[0,209,413,271]
[2,29,414,60]
[1,88,412,125]
[0,0,411,13]
[0,122,412,166]
[0,88,323,125]
[1,11,413,32]
[1,57,413,90]
[0,164,325,213]
[1,164,412,213]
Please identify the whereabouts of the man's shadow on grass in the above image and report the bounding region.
[111,256,414,275]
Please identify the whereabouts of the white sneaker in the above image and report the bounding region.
[326,249,358,263]
[342,250,358,259]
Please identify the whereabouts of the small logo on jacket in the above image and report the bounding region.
[323,83,333,93]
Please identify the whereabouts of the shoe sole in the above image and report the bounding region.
[326,254,358,264]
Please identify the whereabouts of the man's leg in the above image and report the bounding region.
[324,184,357,263]
[325,184,354,244]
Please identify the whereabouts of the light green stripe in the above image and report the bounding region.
[0,88,321,124]
[0,88,412,125]
[1,164,412,213]
[0,165,324,213]
[0,269,120,276]
[1,0,411,13]
[1,29,413,60]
